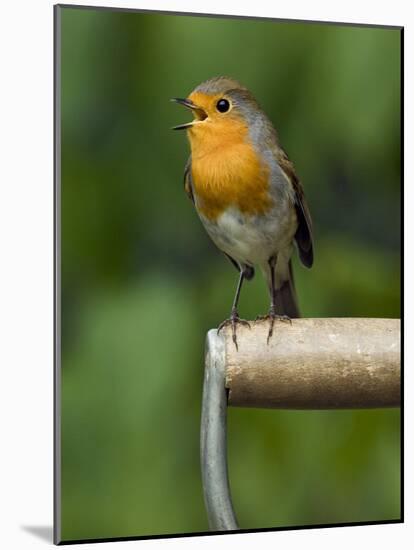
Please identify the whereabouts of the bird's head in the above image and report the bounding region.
[171,77,261,156]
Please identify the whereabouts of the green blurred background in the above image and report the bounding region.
[59,6,401,542]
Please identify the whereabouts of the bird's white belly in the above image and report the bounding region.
[199,205,297,267]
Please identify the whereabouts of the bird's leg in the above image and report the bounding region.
[256,256,291,343]
[217,267,251,350]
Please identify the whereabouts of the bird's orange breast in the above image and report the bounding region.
[189,118,273,221]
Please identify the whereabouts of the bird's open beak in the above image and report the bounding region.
[171,97,207,130]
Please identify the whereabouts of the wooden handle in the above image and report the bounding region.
[220,318,400,409]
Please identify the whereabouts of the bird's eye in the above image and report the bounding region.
[216,98,230,113]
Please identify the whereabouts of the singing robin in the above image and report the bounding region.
[172,76,313,348]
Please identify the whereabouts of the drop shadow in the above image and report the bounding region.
[22,525,53,543]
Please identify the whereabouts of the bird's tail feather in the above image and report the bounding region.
[274,260,300,318]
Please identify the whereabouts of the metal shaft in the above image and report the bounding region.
[200,330,239,531]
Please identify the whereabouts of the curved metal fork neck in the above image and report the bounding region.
[200,330,239,531]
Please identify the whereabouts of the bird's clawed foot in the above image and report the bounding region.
[217,308,251,350]
[255,308,292,344]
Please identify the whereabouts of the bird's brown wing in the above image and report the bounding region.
[183,156,195,204]
[277,149,314,268]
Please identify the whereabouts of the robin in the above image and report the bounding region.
[172,76,313,348]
